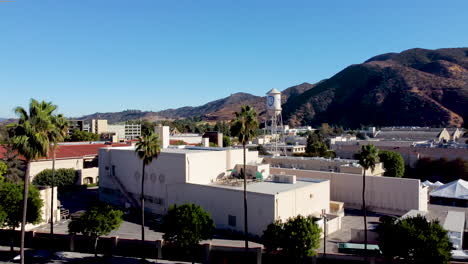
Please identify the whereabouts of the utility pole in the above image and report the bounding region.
[322,209,327,257]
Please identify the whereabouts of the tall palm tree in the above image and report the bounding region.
[230,105,259,254]
[135,130,161,255]
[358,144,379,257]
[48,114,68,234]
[10,99,55,264]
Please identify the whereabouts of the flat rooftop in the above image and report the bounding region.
[210,179,326,195]
[108,146,235,154]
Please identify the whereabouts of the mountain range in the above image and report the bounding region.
[75,47,468,128]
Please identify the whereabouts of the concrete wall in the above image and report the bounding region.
[275,180,330,221]
[99,147,262,215]
[24,187,60,231]
[29,158,99,185]
[107,125,126,140]
[271,168,427,214]
[29,158,83,180]
[170,135,203,144]
[264,156,385,176]
[166,180,329,236]
[81,167,99,184]
[186,151,227,184]
[167,183,275,236]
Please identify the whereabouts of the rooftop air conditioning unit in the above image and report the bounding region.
[272,174,296,184]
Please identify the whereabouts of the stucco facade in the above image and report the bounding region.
[28,157,99,185]
[99,146,332,235]
[271,168,427,214]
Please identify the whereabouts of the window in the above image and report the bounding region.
[84,157,98,168]
[228,215,236,227]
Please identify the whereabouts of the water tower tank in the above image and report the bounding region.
[266,88,282,113]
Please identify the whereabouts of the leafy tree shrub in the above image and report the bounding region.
[304,131,336,158]
[1,143,25,183]
[377,215,452,264]
[0,161,6,182]
[262,215,321,261]
[262,220,284,253]
[33,168,78,187]
[66,129,100,142]
[378,150,405,177]
[223,135,231,147]
[172,140,187,145]
[68,203,123,257]
[161,203,215,248]
[0,181,43,252]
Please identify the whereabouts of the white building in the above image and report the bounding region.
[107,123,142,140]
[98,129,332,235]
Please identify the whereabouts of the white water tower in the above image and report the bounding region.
[266,88,284,154]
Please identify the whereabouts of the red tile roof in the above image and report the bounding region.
[0,142,131,161]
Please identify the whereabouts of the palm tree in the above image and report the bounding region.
[230,105,259,254]
[10,99,55,264]
[135,130,161,256]
[48,114,68,234]
[358,144,379,257]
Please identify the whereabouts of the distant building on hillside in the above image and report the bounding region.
[67,120,85,135]
[375,127,462,143]
[107,123,141,140]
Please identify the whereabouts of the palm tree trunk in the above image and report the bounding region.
[362,169,367,259]
[20,161,31,264]
[141,161,146,260]
[243,143,248,255]
[10,227,15,252]
[50,148,56,235]
[94,236,98,257]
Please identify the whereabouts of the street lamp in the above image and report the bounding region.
[321,209,328,257]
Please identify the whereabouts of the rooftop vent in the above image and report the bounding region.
[272,174,296,184]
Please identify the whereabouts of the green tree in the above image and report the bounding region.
[261,216,321,261]
[33,168,78,187]
[162,204,215,263]
[261,220,284,253]
[377,215,452,264]
[357,144,379,255]
[304,131,335,158]
[68,203,123,257]
[1,142,25,183]
[47,114,68,234]
[0,161,6,182]
[0,181,43,252]
[135,130,161,255]
[223,135,231,147]
[378,150,405,177]
[10,99,54,264]
[230,105,259,253]
[67,129,100,142]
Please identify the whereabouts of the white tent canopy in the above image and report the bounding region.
[422,180,433,187]
[430,179,468,200]
[433,181,444,186]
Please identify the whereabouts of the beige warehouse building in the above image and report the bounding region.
[98,141,332,235]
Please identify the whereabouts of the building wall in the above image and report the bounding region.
[167,183,275,236]
[275,180,330,221]
[28,158,99,185]
[24,187,60,231]
[264,156,385,176]
[107,125,126,140]
[271,168,426,214]
[186,151,227,184]
[29,158,83,181]
[170,135,203,144]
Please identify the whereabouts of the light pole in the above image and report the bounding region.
[321,209,327,257]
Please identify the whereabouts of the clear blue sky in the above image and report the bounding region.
[1,0,467,118]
